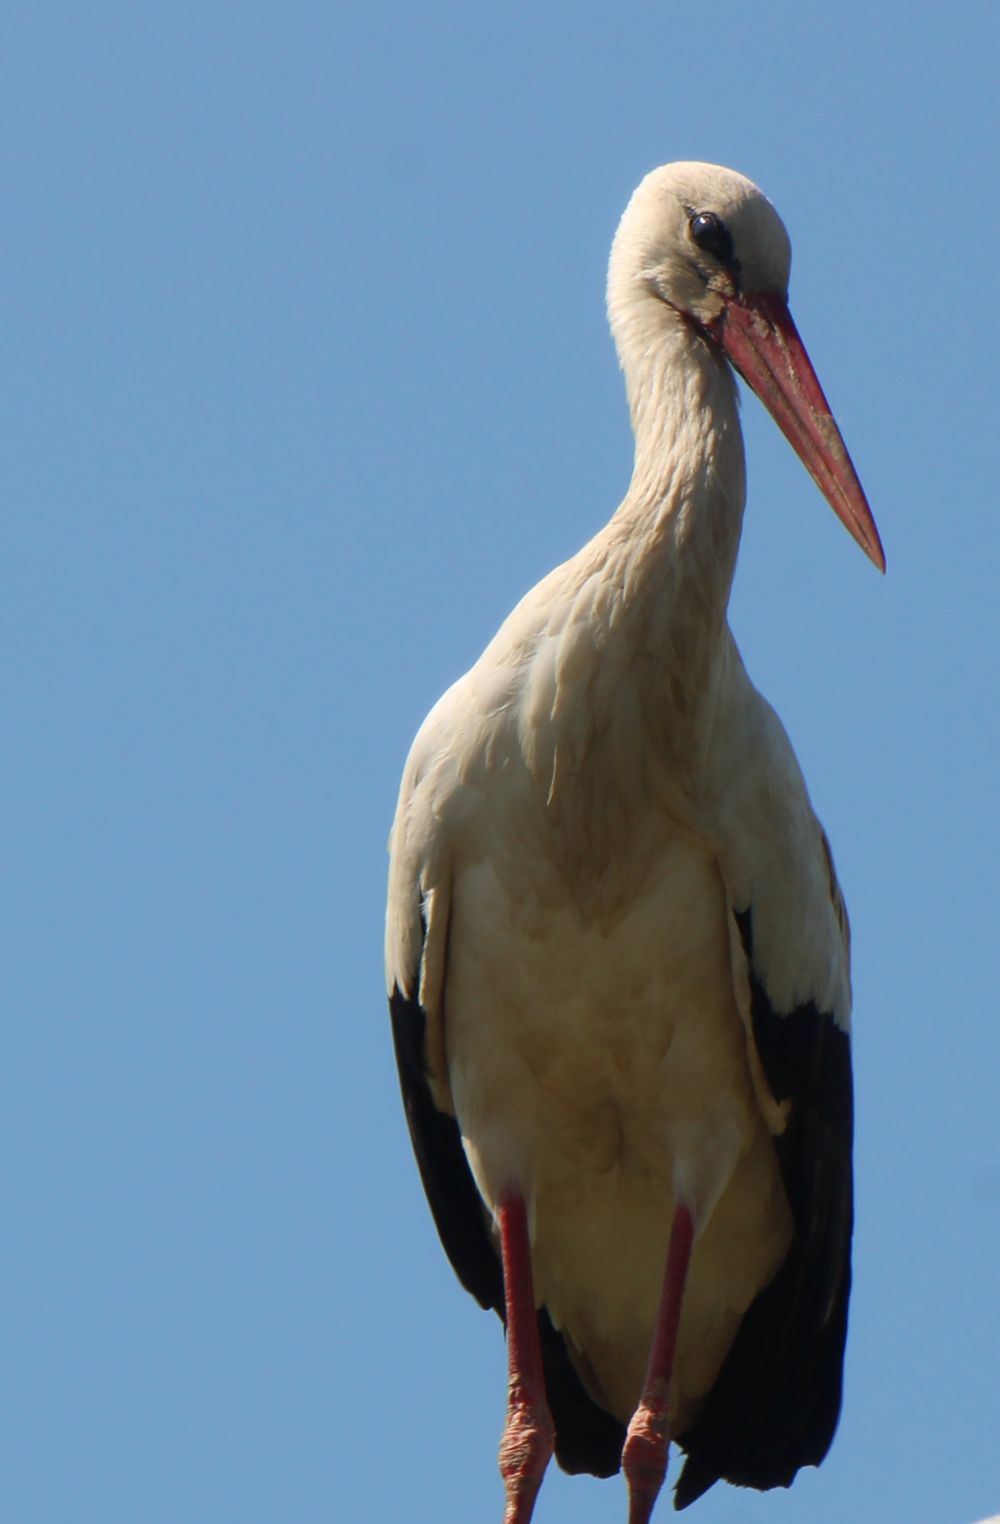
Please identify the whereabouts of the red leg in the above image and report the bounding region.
[497,1194,554,1524]
[622,1202,695,1524]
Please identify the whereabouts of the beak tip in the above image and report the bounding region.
[867,531,887,575]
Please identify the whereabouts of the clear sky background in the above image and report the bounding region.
[3,4,998,1522]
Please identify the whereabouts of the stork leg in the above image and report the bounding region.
[622,1202,695,1524]
[497,1194,554,1524]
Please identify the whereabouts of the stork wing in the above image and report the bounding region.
[384,708,505,1312]
[386,711,626,1478]
[675,899,853,1505]
[390,974,504,1314]
[675,673,854,1506]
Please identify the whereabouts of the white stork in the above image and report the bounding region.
[386,162,882,1523]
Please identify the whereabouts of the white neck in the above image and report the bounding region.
[514,301,749,874]
[613,296,746,607]
[586,295,747,726]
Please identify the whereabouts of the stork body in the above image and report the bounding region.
[387,163,881,1518]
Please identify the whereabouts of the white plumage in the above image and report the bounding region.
[387,161,880,1520]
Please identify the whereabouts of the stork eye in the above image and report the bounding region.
[689,211,735,264]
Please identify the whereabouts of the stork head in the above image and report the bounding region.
[608,162,884,571]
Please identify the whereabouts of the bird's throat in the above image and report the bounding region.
[613,323,747,668]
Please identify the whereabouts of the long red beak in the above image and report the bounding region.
[711,291,885,572]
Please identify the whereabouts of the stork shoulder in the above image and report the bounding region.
[386,552,611,992]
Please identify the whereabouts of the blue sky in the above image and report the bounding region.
[3,3,999,1521]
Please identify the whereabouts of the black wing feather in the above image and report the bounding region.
[673,905,853,1509]
[390,980,625,1478]
[390,982,503,1312]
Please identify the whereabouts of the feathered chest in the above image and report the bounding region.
[469,604,724,914]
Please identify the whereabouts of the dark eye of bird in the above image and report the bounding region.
[689,210,735,265]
